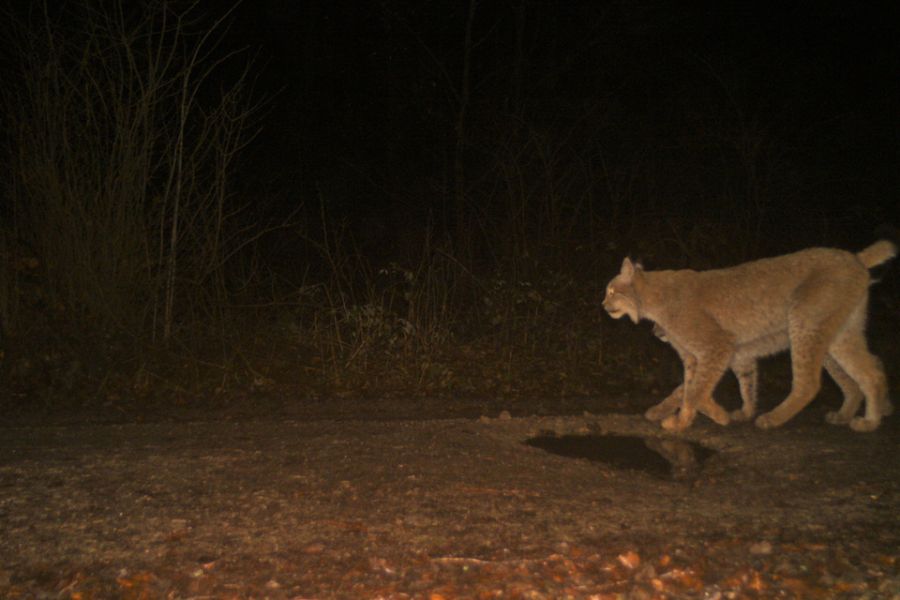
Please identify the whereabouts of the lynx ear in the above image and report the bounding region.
[620,257,635,281]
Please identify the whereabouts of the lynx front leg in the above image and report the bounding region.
[645,384,731,424]
[645,385,683,421]
[648,330,730,426]
[662,348,731,432]
[646,326,691,422]
[699,399,731,425]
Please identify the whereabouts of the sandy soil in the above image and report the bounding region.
[1,410,898,598]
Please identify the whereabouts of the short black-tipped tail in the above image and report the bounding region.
[857,240,897,269]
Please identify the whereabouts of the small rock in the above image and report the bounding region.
[628,586,654,600]
[303,542,326,554]
[702,586,722,600]
[819,571,836,586]
[635,563,657,581]
[498,410,512,420]
[750,541,773,555]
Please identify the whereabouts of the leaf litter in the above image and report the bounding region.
[0,412,897,598]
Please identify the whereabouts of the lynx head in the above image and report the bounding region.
[602,257,643,323]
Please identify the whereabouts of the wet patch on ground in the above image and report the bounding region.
[524,433,716,480]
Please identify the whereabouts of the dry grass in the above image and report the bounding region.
[1,0,260,340]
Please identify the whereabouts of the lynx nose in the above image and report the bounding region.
[601,298,616,316]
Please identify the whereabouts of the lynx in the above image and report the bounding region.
[603,241,896,432]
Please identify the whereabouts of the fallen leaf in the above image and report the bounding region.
[834,580,868,594]
[617,550,640,569]
[747,570,766,592]
[803,543,827,552]
[303,542,326,554]
[662,568,704,591]
[781,577,816,594]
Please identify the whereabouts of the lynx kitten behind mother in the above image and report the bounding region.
[603,241,896,432]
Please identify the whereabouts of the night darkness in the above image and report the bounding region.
[235,0,899,248]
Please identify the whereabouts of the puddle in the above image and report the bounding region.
[524,434,716,480]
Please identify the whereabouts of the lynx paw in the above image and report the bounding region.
[849,417,880,432]
[825,410,852,425]
[645,404,676,422]
[754,412,783,430]
[728,409,754,422]
[661,414,691,432]
[700,402,730,426]
[706,411,731,426]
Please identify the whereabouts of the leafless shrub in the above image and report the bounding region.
[2,0,259,341]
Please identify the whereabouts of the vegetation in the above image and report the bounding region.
[0,1,895,421]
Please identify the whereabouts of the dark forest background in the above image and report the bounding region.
[1,0,897,421]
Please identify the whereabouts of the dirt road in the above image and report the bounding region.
[1,412,898,597]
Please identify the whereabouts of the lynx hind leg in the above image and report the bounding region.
[870,355,894,418]
[828,324,891,432]
[729,357,758,422]
[823,355,865,425]
[755,335,828,429]
[756,283,850,430]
